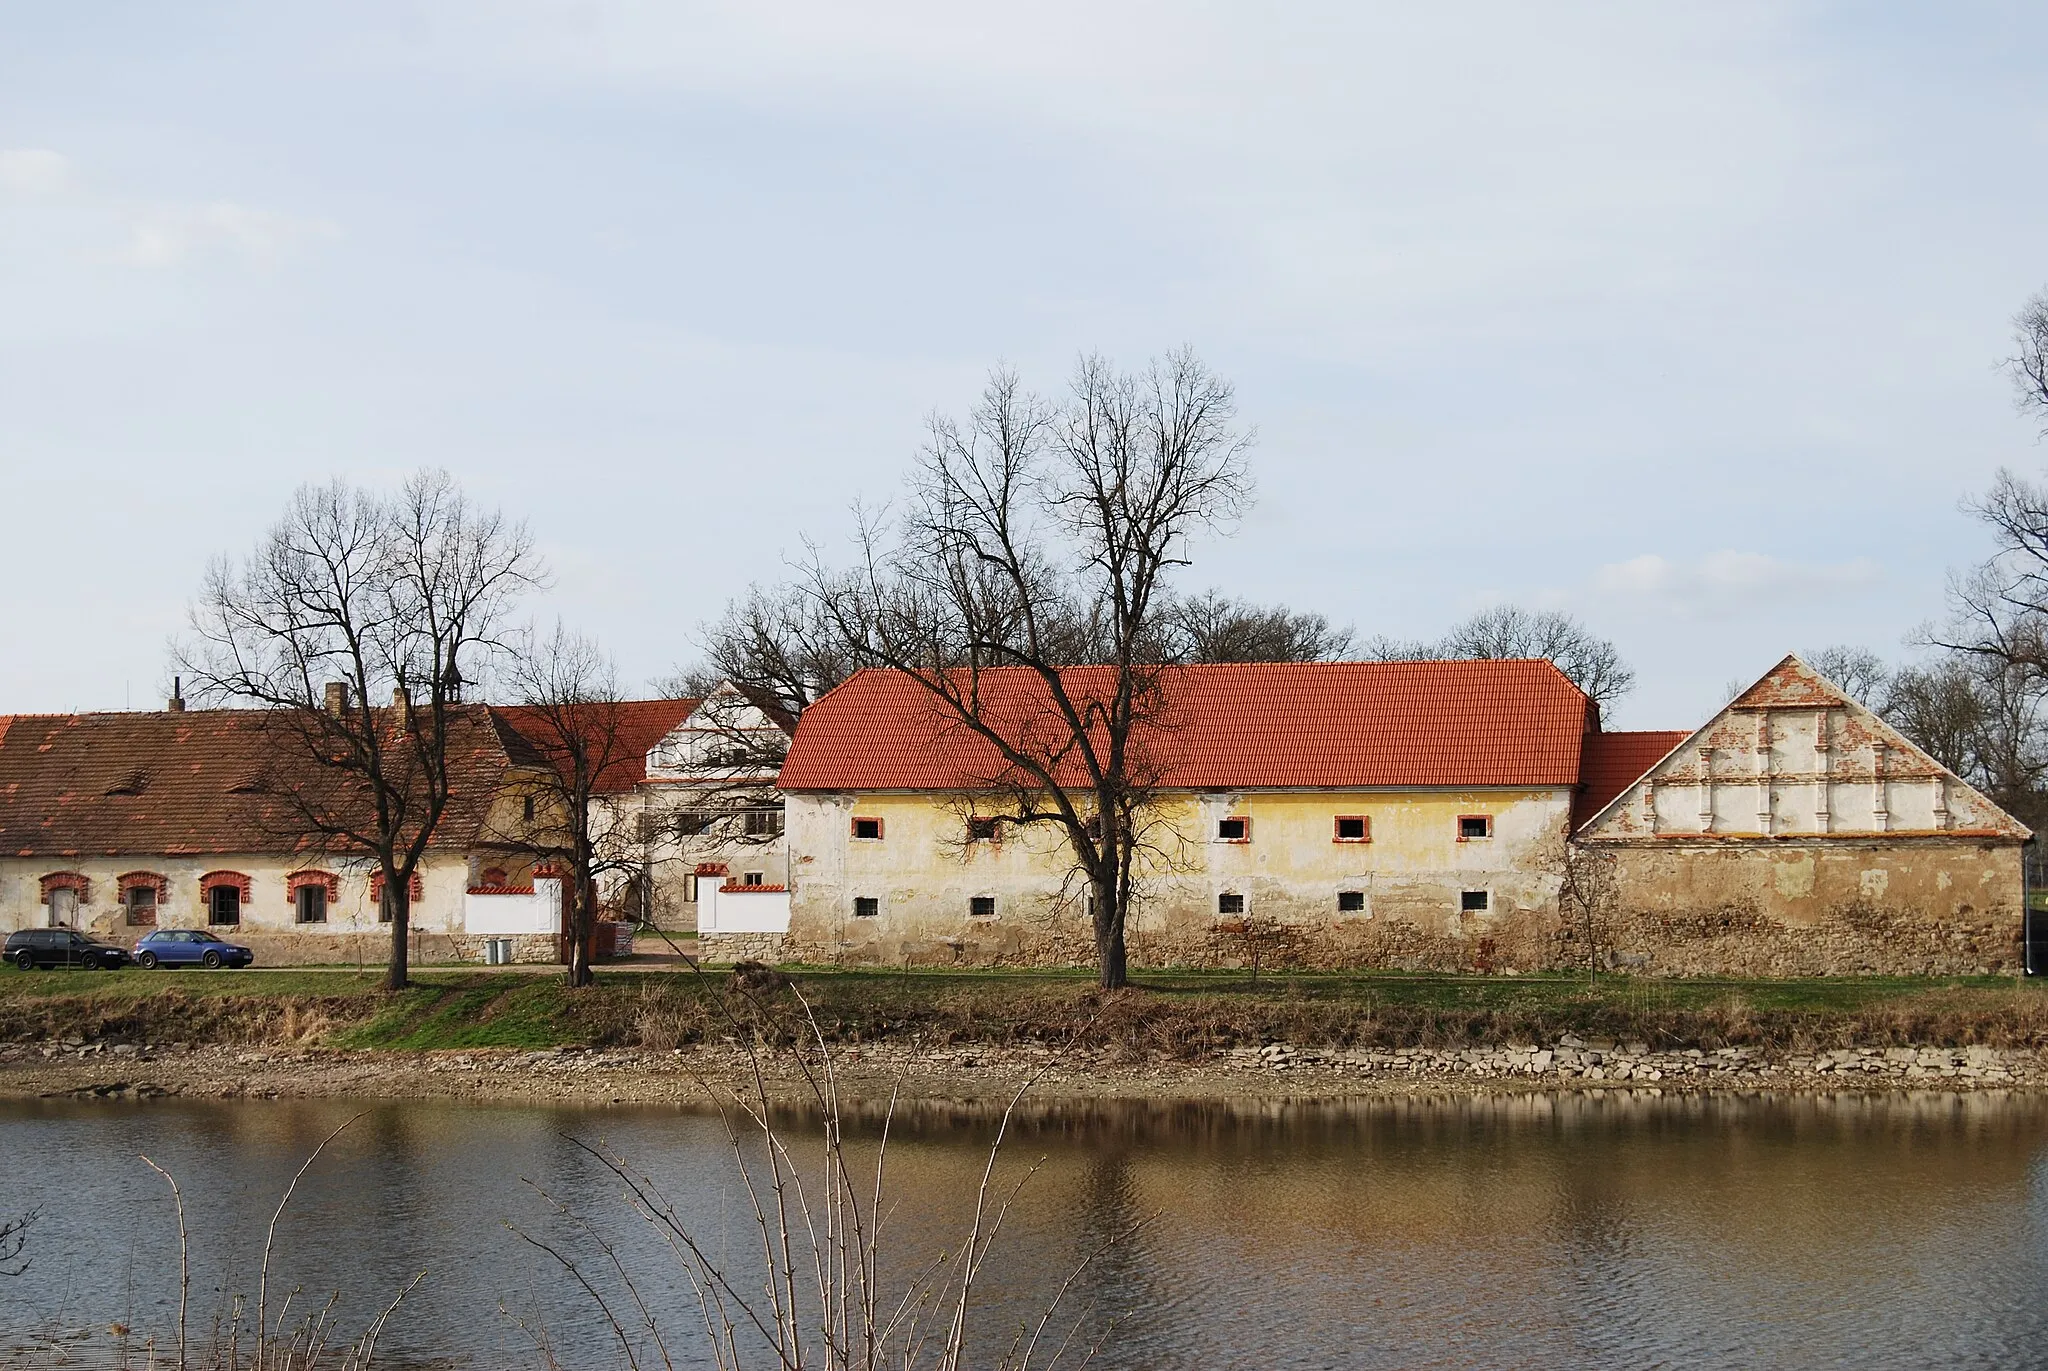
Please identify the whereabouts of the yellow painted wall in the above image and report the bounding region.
[785,786,1573,966]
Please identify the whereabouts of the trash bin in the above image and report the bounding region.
[483,937,513,966]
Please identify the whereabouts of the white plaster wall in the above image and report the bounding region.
[700,885,791,934]
[0,853,471,939]
[463,876,562,935]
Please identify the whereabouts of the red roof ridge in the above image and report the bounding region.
[784,661,1593,792]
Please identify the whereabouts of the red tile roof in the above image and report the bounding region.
[493,698,699,794]
[779,661,1597,792]
[1573,729,1689,829]
[0,705,528,858]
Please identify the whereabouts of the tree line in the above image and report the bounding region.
[176,286,2048,990]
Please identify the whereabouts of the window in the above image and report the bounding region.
[1216,817,1250,842]
[120,873,167,927]
[675,810,716,837]
[969,895,997,918]
[1334,816,1369,842]
[523,795,536,823]
[967,816,1001,843]
[743,871,764,887]
[1461,890,1490,913]
[853,896,880,918]
[1458,815,1493,841]
[296,883,328,924]
[743,807,785,837]
[851,816,884,841]
[1337,890,1366,913]
[1217,892,1245,915]
[209,884,242,926]
[125,885,159,926]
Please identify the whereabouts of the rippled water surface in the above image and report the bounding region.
[4,1090,2048,1369]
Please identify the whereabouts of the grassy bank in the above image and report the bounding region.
[5,964,2048,1055]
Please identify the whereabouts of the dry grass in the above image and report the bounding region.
[6,966,2048,1054]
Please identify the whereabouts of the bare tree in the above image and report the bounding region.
[1438,605,1635,713]
[0,1209,35,1278]
[494,624,639,988]
[1164,589,1354,662]
[2009,287,2048,435]
[1555,843,1619,985]
[179,472,544,990]
[806,351,1253,989]
[1805,644,1891,707]
[670,582,865,720]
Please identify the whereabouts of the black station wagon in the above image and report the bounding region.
[5,927,131,970]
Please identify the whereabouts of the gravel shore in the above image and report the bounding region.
[3,1035,2041,1107]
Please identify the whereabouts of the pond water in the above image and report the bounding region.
[3,1090,2048,1369]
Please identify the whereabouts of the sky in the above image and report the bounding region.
[3,2,2047,728]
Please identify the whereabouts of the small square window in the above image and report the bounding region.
[1461,890,1490,913]
[1458,815,1493,841]
[1217,892,1245,915]
[853,896,880,918]
[1216,817,1249,842]
[852,817,883,840]
[1337,890,1366,913]
[969,895,996,918]
[967,816,1000,842]
[743,871,764,887]
[1334,816,1369,842]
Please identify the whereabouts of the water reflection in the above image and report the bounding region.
[1,1091,2045,1369]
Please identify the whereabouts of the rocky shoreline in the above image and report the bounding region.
[1,1033,2041,1106]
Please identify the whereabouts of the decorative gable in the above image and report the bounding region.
[645,683,792,781]
[1577,654,2031,842]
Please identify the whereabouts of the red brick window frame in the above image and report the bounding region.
[287,870,341,900]
[851,816,884,841]
[1334,816,1370,843]
[199,871,253,900]
[966,816,1002,844]
[39,871,91,904]
[1215,816,1251,843]
[368,871,425,902]
[118,871,168,926]
[1457,814,1494,842]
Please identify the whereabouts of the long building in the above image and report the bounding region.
[758,655,2031,975]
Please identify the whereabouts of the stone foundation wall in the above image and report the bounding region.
[446,933,561,965]
[699,931,788,964]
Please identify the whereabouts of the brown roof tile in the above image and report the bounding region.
[0,705,526,858]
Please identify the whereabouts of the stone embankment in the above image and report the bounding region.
[1239,1035,2029,1086]
[1,1034,2041,1105]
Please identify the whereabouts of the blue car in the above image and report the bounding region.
[133,929,255,970]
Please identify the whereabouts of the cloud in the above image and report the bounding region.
[1591,551,1882,608]
[117,202,341,268]
[0,148,72,197]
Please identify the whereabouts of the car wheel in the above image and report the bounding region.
[137,951,158,970]
[10,949,31,971]
[202,950,223,969]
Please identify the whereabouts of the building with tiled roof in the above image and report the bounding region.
[1572,655,2030,976]
[768,660,1600,969]
[730,655,2035,977]
[0,696,571,964]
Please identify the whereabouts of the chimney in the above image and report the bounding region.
[392,684,412,727]
[324,681,349,716]
[167,677,185,713]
